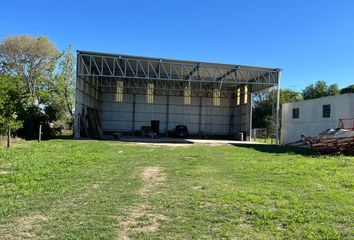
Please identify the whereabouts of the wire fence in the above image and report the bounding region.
[251,128,276,144]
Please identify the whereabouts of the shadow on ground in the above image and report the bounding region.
[52,134,74,140]
[51,135,194,144]
[120,137,194,144]
[231,143,314,156]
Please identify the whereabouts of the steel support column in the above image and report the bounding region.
[165,95,169,135]
[198,96,202,132]
[229,93,235,135]
[249,91,253,141]
[132,94,136,134]
[275,70,282,145]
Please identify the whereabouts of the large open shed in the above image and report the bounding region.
[74,51,281,142]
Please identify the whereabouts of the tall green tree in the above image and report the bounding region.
[0,35,59,105]
[252,88,302,129]
[41,44,76,127]
[0,35,63,139]
[57,44,76,123]
[0,75,23,142]
[280,89,304,103]
[302,80,339,100]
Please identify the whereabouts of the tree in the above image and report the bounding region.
[0,35,64,139]
[0,75,23,146]
[57,44,76,123]
[302,80,339,100]
[280,89,303,103]
[340,84,354,94]
[252,88,302,129]
[252,91,273,129]
[0,35,59,105]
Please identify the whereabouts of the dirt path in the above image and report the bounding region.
[119,167,167,240]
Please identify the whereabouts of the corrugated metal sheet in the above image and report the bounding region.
[95,88,250,136]
[103,95,222,135]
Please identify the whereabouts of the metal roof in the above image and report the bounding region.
[77,50,280,87]
[78,50,279,71]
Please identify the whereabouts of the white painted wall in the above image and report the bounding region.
[281,93,354,144]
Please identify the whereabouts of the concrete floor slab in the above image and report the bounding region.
[118,137,265,146]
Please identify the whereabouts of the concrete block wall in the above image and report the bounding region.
[281,93,354,144]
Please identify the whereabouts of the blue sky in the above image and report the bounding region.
[1,0,353,90]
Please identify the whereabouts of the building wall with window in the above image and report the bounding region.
[281,93,354,144]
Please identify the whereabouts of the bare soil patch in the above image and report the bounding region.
[0,170,12,175]
[119,167,167,239]
[15,214,49,239]
[139,167,165,196]
[134,142,193,148]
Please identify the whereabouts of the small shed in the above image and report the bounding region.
[281,93,354,144]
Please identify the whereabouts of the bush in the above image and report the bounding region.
[340,85,354,94]
[16,106,55,140]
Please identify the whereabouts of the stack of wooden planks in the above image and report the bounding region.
[80,107,103,139]
[301,130,354,154]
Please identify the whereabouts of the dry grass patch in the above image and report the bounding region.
[17,214,50,236]
[0,170,12,175]
[119,167,167,239]
[0,214,51,239]
[0,162,13,167]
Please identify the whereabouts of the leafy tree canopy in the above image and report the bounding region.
[0,75,23,134]
[302,80,339,100]
[252,88,302,129]
[56,44,76,123]
[0,35,75,139]
[0,35,60,105]
[340,84,354,94]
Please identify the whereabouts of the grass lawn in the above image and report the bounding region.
[0,140,353,239]
[253,138,276,144]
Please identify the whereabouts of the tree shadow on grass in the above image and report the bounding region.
[230,143,315,156]
[119,137,194,145]
[52,134,74,140]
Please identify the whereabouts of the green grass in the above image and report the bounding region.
[0,140,353,239]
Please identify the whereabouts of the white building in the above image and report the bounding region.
[281,93,354,144]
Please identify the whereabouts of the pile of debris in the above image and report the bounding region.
[286,128,354,154]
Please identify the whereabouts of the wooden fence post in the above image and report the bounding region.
[7,127,10,148]
[38,124,42,142]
